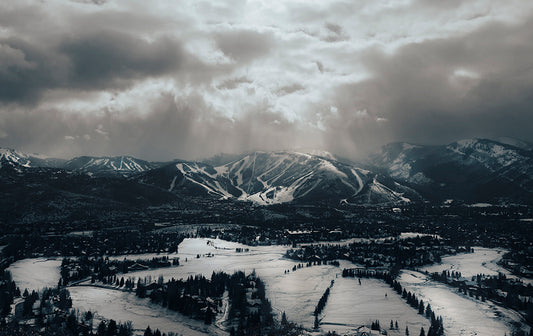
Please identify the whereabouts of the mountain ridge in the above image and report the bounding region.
[2,136,532,205]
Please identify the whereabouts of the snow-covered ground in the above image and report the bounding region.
[102,238,336,328]
[421,247,533,285]
[9,240,531,335]
[398,270,528,336]
[69,286,225,336]
[320,276,429,334]
[399,232,441,240]
[8,258,61,292]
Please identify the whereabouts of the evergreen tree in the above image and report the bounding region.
[144,326,153,336]
[406,325,409,335]
[419,300,425,314]
[97,321,107,336]
[419,327,425,336]
[281,311,288,325]
[107,319,117,336]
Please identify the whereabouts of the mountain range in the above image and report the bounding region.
[370,138,533,204]
[2,137,533,209]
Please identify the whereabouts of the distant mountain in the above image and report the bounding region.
[63,155,160,177]
[0,148,167,177]
[4,138,532,207]
[137,151,418,205]
[370,138,533,204]
[0,148,66,168]
[0,159,178,225]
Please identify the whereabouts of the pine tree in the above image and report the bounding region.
[425,303,432,318]
[281,311,288,325]
[419,327,425,336]
[97,321,107,336]
[144,326,153,336]
[406,325,409,335]
[419,300,425,314]
[107,320,117,336]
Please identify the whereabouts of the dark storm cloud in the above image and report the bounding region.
[323,15,533,156]
[0,31,183,104]
[0,38,64,103]
[59,31,183,89]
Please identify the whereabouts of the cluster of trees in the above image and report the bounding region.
[225,271,274,336]
[60,255,178,285]
[392,284,444,336]
[2,229,185,262]
[427,270,533,321]
[136,273,224,324]
[97,275,136,290]
[142,326,182,336]
[1,288,132,336]
[286,236,464,271]
[313,280,334,329]
[314,287,331,317]
[94,319,133,336]
[0,270,20,317]
[134,271,274,335]
[429,270,462,283]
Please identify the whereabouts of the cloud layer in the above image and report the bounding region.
[1,0,532,160]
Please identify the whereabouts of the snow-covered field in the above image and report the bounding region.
[421,247,533,285]
[8,240,530,335]
[103,238,338,328]
[320,276,429,334]
[8,258,61,292]
[398,270,528,336]
[69,286,225,336]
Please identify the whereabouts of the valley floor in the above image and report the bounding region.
[8,238,530,335]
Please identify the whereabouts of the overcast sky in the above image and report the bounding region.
[1,0,533,160]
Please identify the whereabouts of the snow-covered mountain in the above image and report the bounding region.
[4,138,532,206]
[0,148,65,168]
[138,151,417,205]
[63,155,158,177]
[370,138,533,203]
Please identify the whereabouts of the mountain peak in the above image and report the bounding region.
[63,155,157,176]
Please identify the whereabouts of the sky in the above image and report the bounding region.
[1,0,533,161]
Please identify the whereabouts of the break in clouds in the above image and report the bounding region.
[1,0,533,160]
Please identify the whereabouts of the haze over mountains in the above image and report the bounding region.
[2,137,533,209]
